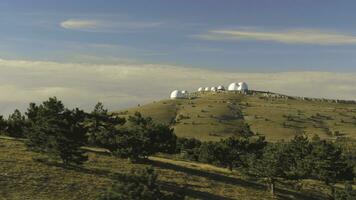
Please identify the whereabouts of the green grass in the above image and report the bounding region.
[0,137,332,200]
[115,91,356,142]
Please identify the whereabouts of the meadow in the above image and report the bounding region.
[116,91,356,142]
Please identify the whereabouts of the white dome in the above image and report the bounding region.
[228,82,248,91]
[198,87,203,92]
[181,90,188,94]
[217,85,225,90]
[170,90,186,99]
[228,82,239,91]
[238,82,248,91]
[204,87,210,91]
[211,87,217,91]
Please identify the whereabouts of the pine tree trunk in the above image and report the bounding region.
[270,181,275,196]
[266,178,275,196]
[329,184,335,200]
[228,164,233,171]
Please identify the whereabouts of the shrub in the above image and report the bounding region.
[100,167,185,200]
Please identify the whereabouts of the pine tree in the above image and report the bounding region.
[26,97,87,166]
[113,112,177,162]
[308,138,349,198]
[6,109,26,137]
[0,115,7,134]
[84,102,125,148]
[283,135,313,179]
[246,143,287,196]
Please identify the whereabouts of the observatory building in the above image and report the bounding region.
[198,87,203,92]
[228,82,248,92]
[204,87,210,91]
[170,90,187,99]
[217,85,225,91]
[228,82,239,91]
[238,82,248,91]
[211,87,217,92]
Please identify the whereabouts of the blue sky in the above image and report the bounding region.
[1,0,356,72]
[2,0,356,115]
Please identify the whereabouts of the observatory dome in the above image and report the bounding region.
[228,82,239,91]
[198,87,203,92]
[170,90,185,99]
[204,87,210,91]
[211,87,217,91]
[217,85,225,91]
[238,82,248,91]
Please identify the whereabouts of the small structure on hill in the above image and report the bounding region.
[217,85,225,91]
[228,82,239,91]
[238,82,248,91]
[198,87,203,92]
[228,82,248,92]
[170,90,186,99]
[204,87,210,91]
[211,87,217,92]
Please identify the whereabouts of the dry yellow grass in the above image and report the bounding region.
[117,91,356,142]
[0,137,327,200]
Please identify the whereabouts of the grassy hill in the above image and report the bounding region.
[115,91,356,141]
[0,137,332,200]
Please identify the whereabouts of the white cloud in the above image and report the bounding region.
[60,19,100,30]
[197,29,356,45]
[1,58,356,115]
[60,19,162,32]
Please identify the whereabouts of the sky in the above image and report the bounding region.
[1,0,356,115]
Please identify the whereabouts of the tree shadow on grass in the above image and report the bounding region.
[148,159,264,189]
[161,181,235,200]
[148,159,322,200]
[34,157,114,179]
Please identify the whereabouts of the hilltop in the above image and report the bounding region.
[115,91,356,141]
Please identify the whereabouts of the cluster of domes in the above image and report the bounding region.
[199,82,248,92]
[170,82,248,99]
[198,85,225,92]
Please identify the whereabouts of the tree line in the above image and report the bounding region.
[0,97,177,165]
[176,134,355,198]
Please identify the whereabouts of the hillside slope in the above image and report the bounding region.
[0,137,326,200]
[116,91,356,141]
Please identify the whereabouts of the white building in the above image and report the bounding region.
[170,90,186,99]
[204,87,210,91]
[228,82,239,91]
[198,87,203,92]
[217,85,225,91]
[211,86,217,92]
[238,82,248,91]
[228,82,249,92]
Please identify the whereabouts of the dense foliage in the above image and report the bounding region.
[245,135,353,197]
[85,109,177,162]
[177,134,266,170]
[176,134,355,197]
[25,97,88,166]
[0,109,27,137]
